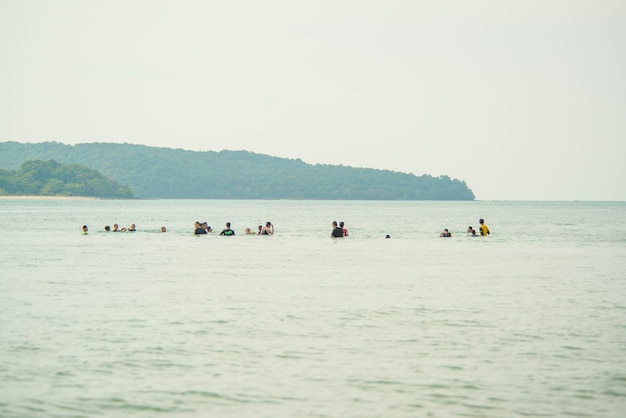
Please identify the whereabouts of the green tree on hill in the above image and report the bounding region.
[0,159,133,198]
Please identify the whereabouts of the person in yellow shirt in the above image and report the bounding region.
[479,218,490,236]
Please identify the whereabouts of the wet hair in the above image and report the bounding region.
[104,225,110,231]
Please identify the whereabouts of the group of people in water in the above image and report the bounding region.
[82,223,165,235]
[82,218,491,238]
[103,223,137,232]
[439,218,490,238]
[331,221,349,238]
[193,221,275,236]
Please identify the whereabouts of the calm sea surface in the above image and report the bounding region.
[1,199,625,418]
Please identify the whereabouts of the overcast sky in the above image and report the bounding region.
[1,0,625,200]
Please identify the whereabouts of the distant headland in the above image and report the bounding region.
[0,141,475,200]
[0,159,133,198]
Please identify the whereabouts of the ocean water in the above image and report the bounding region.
[1,199,625,418]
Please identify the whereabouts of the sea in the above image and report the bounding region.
[1,199,625,418]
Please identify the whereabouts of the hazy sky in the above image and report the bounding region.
[1,0,625,200]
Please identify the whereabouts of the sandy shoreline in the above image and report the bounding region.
[0,195,99,201]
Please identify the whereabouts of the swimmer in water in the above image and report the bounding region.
[261,221,274,235]
[331,221,343,238]
[219,222,235,236]
[479,218,490,236]
[194,221,207,235]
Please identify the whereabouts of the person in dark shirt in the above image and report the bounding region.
[261,221,274,235]
[220,222,235,236]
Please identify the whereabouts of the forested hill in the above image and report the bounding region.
[0,159,133,198]
[0,141,475,200]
